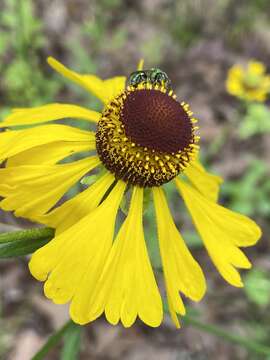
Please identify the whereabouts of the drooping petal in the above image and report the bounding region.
[175,178,262,287]
[0,157,100,219]
[6,141,92,167]
[0,124,94,164]
[0,103,100,128]
[47,57,126,104]
[152,187,206,328]
[184,160,223,202]
[70,187,163,327]
[29,181,126,308]
[36,171,115,233]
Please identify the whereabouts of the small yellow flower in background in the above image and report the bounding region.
[0,57,261,328]
[226,60,270,102]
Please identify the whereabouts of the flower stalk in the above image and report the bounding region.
[0,227,54,244]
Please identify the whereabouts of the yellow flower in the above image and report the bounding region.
[0,57,261,328]
[226,60,270,102]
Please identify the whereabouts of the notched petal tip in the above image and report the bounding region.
[176,179,261,288]
[28,254,49,282]
[153,187,206,327]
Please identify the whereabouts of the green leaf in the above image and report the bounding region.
[31,321,76,360]
[60,323,82,360]
[0,227,54,258]
[0,237,51,258]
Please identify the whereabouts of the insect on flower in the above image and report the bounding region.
[127,68,172,90]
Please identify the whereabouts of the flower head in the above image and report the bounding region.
[0,57,261,328]
[226,60,270,102]
[96,84,198,187]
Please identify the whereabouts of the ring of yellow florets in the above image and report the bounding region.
[96,82,199,187]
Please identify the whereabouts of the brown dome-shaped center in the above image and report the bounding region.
[120,89,192,153]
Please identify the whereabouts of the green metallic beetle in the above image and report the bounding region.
[127,68,171,90]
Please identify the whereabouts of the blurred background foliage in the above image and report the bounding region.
[1,0,270,359]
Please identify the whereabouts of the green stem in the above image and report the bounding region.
[31,321,76,360]
[0,227,54,244]
[184,314,270,356]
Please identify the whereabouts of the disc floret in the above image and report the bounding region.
[96,82,199,187]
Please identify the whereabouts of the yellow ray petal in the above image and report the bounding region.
[70,187,163,327]
[36,171,115,233]
[175,178,262,287]
[7,141,92,167]
[0,156,100,219]
[48,57,126,104]
[29,180,126,307]
[0,103,100,128]
[184,160,223,202]
[137,59,144,71]
[0,124,94,164]
[152,187,206,328]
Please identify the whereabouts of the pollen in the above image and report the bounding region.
[96,83,199,187]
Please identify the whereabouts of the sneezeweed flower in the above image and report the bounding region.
[226,60,270,102]
[0,57,261,328]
